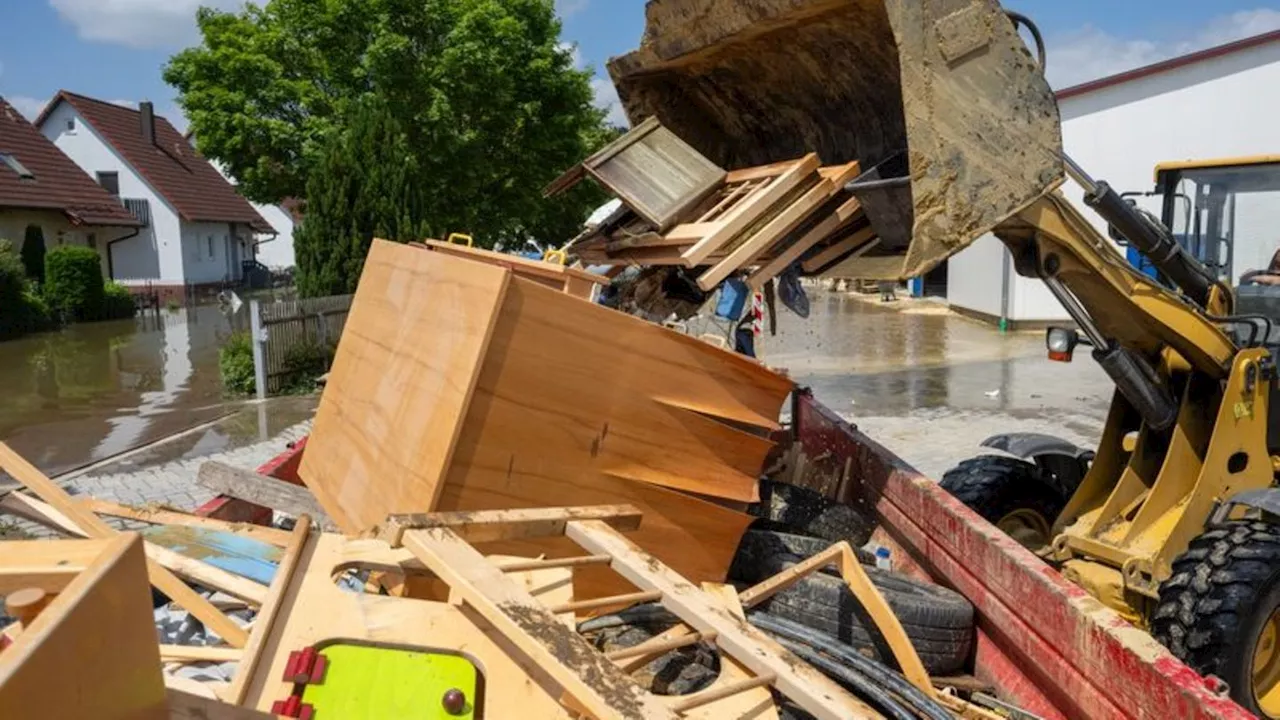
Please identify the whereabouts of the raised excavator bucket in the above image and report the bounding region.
[608,0,1064,279]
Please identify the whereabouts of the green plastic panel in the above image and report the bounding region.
[300,643,479,719]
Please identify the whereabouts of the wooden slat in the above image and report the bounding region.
[726,158,811,184]
[144,542,268,606]
[696,164,858,291]
[682,154,820,266]
[404,527,679,720]
[662,223,720,243]
[379,505,643,547]
[801,231,880,273]
[159,645,244,664]
[0,444,248,647]
[80,498,292,547]
[420,240,606,288]
[226,516,312,704]
[695,181,758,222]
[547,590,664,615]
[496,554,614,573]
[196,461,336,531]
[668,675,776,713]
[566,520,880,720]
[606,631,716,661]
[747,198,863,291]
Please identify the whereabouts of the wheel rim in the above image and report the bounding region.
[1254,608,1280,716]
[996,509,1052,551]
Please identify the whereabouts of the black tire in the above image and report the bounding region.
[755,480,876,547]
[731,530,974,674]
[940,455,1065,549]
[1152,521,1280,717]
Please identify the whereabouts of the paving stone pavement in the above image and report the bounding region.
[1,420,312,538]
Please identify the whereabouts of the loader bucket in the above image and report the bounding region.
[608,0,1064,279]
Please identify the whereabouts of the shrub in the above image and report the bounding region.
[0,239,51,340]
[102,282,136,320]
[21,225,45,284]
[44,246,105,321]
[278,341,335,394]
[219,331,256,396]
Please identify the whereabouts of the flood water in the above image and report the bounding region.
[0,305,264,476]
[757,292,1112,419]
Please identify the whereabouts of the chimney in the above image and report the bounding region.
[140,101,155,146]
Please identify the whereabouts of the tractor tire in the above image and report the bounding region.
[1152,521,1280,718]
[731,530,974,675]
[940,455,1065,551]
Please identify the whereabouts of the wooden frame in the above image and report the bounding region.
[417,240,608,300]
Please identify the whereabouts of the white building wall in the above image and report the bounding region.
[180,221,243,285]
[41,102,182,284]
[943,233,1006,318]
[253,204,296,268]
[949,39,1280,322]
[0,208,124,278]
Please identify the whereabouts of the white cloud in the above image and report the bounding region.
[1046,9,1280,89]
[48,0,244,50]
[7,95,49,121]
[555,0,589,18]
[591,77,628,128]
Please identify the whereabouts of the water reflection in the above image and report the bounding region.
[0,305,250,475]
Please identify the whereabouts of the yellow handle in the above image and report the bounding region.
[446,233,474,247]
[543,249,567,266]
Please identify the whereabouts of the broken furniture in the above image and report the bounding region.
[548,119,881,292]
[416,235,609,300]
[299,239,794,599]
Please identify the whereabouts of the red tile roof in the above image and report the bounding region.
[1057,29,1280,100]
[0,96,140,227]
[39,91,274,233]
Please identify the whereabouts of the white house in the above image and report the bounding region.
[208,158,298,270]
[36,91,273,302]
[946,30,1280,326]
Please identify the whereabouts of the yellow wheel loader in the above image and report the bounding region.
[608,0,1280,714]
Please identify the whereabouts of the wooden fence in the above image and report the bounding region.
[250,294,354,397]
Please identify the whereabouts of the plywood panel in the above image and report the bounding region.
[299,241,512,533]
[0,535,167,720]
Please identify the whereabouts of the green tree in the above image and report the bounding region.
[20,225,45,284]
[165,0,610,249]
[294,98,427,296]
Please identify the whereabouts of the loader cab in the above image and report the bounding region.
[1142,156,1280,285]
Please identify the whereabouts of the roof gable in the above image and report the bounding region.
[0,95,140,227]
[40,91,274,233]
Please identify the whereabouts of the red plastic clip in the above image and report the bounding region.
[283,647,328,685]
[270,695,314,719]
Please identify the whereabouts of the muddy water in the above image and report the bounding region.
[0,305,255,475]
[757,292,1112,419]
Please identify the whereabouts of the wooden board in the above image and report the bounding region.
[301,242,790,598]
[0,535,168,720]
[419,240,606,298]
[748,197,863,290]
[802,228,880,273]
[299,242,512,525]
[196,462,335,531]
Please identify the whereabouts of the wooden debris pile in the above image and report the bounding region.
[547,117,884,292]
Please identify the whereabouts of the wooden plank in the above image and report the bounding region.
[298,240,513,529]
[226,516,311,705]
[695,181,757,222]
[682,154,820,267]
[696,166,851,291]
[0,567,82,595]
[403,527,679,720]
[694,583,779,720]
[144,542,268,606]
[380,505,643,547]
[726,158,810,184]
[0,444,249,648]
[81,498,292,547]
[159,645,243,664]
[668,675,776,712]
[0,535,168,719]
[747,199,864,291]
[566,520,880,720]
[661,222,719,243]
[547,590,664,615]
[802,232,880,273]
[420,240,607,287]
[196,462,335,531]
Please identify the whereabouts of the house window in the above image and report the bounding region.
[87,233,97,249]
[96,171,119,196]
[207,236,215,259]
[0,153,34,180]
[66,117,76,133]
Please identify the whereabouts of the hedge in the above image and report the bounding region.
[220,331,256,396]
[0,239,52,340]
[102,282,136,321]
[45,246,106,321]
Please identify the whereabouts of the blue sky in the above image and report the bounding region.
[2,0,1279,130]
